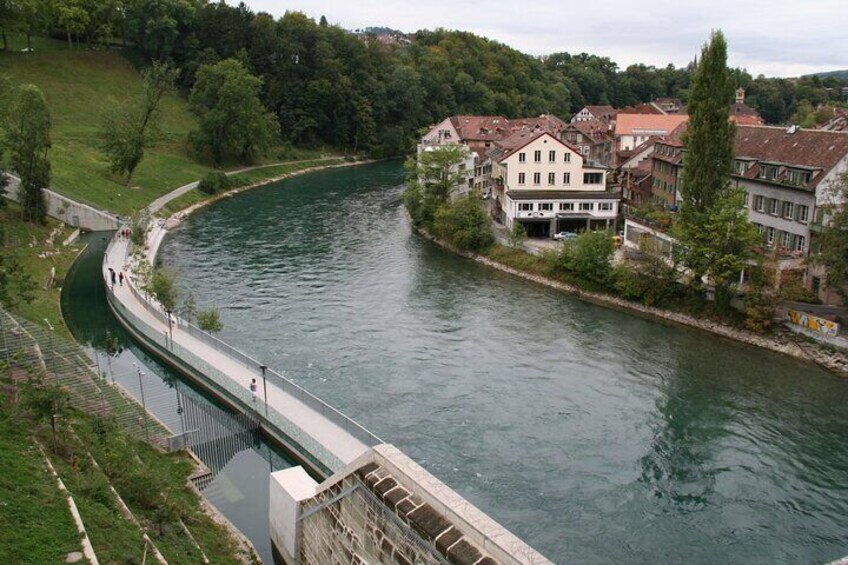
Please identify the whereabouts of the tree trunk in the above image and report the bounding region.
[2,31,7,51]
[26,33,32,51]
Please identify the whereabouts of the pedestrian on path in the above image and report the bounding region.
[118,272,124,286]
[109,268,116,287]
[250,379,258,403]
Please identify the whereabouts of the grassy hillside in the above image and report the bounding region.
[0,37,209,215]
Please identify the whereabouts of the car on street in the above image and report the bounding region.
[553,231,579,241]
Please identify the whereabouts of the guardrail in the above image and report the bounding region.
[106,234,383,473]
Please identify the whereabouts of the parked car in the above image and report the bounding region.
[553,231,579,241]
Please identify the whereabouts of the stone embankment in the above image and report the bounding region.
[417,228,848,377]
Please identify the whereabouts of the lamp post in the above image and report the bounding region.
[165,309,173,349]
[259,364,268,417]
[134,362,150,444]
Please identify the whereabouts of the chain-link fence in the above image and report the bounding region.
[0,307,171,450]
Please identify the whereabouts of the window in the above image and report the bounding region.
[539,203,553,211]
[768,199,778,215]
[533,172,541,185]
[579,202,594,211]
[518,152,526,163]
[766,227,775,245]
[518,172,526,185]
[743,192,749,207]
[782,201,794,219]
[735,160,749,174]
[559,202,574,211]
[549,150,556,163]
[576,134,583,143]
[754,223,764,233]
[534,150,541,163]
[780,231,791,248]
[759,164,778,180]
[754,195,764,212]
[796,204,809,223]
[519,203,533,211]
[581,146,590,156]
[548,172,556,185]
[564,153,571,163]
[563,172,571,185]
[583,173,603,185]
[599,202,613,211]
[795,235,806,252]
[787,169,812,186]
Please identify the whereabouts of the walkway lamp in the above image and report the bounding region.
[259,364,268,417]
[165,309,173,349]
[133,362,150,444]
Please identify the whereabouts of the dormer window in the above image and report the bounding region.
[787,169,812,186]
[759,164,778,181]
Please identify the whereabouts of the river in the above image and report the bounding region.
[153,160,848,564]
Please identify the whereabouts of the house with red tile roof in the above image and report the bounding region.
[560,119,614,167]
[571,105,617,125]
[614,114,690,152]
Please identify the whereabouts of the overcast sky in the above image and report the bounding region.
[231,0,846,78]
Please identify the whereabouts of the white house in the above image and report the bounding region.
[489,131,617,237]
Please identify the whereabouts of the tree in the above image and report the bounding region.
[3,84,51,223]
[100,61,178,187]
[0,251,38,308]
[674,31,757,309]
[432,195,494,252]
[179,291,196,323]
[816,173,848,303]
[0,0,21,51]
[188,58,279,166]
[25,382,69,454]
[560,230,615,285]
[55,0,90,48]
[197,307,222,332]
[149,268,179,312]
[508,222,527,248]
[403,145,468,227]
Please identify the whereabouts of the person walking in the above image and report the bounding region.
[109,268,116,287]
[118,272,124,286]
[250,379,258,403]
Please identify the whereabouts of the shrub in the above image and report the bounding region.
[197,307,223,333]
[560,230,615,285]
[197,171,231,195]
[432,196,494,252]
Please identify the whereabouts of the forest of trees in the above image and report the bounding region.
[2,0,847,158]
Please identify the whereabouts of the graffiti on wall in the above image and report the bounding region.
[788,310,840,337]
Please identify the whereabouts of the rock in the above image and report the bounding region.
[65,552,83,563]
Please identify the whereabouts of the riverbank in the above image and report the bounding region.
[413,224,848,377]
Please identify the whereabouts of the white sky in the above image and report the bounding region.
[231,0,846,78]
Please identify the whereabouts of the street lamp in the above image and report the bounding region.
[133,362,150,444]
[259,364,268,417]
[165,309,173,349]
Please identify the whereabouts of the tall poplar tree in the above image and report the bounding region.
[674,31,757,309]
[3,84,51,223]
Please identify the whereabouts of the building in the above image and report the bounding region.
[571,105,617,125]
[489,130,616,237]
[614,114,689,152]
[729,88,764,125]
[561,119,614,167]
[648,124,687,208]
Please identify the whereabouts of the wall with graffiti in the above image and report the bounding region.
[787,310,840,337]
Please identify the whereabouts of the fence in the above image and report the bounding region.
[0,308,170,450]
[110,235,383,474]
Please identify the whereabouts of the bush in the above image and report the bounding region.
[197,171,231,195]
[560,230,615,285]
[197,307,223,333]
[432,196,494,252]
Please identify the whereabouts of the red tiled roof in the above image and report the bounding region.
[449,115,510,142]
[618,103,664,115]
[491,130,581,163]
[566,119,611,142]
[509,114,569,135]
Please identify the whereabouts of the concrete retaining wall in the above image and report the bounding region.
[4,174,121,231]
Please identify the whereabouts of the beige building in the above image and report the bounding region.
[490,131,617,237]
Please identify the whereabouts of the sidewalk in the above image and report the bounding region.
[103,232,370,470]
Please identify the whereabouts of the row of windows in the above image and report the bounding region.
[518,150,572,164]
[517,202,614,212]
[744,161,813,186]
[750,195,809,223]
[516,172,604,186]
[753,224,806,251]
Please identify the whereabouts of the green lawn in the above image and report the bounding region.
[0,412,80,564]
[1,202,81,339]
[0,38,209,215]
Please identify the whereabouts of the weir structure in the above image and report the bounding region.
[104,222,552,564]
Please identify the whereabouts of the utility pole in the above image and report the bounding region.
[134,362,150,444]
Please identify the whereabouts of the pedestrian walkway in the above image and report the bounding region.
[103,230,374,472]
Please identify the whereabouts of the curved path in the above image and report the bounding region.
[102,228,374,472]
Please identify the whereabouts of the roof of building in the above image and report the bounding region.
[651,98,687,115]
[730,102,760,117]
[565,119,612,142]
[730,114,765,126]
[448,115,510,142]
[489,130,582,163]
[618,103,664,115]
[733,125,848,189]
[615,114,689,137]
[509,114,569,136]
[584,105,617,117]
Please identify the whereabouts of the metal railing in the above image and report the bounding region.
[106,234,383,474]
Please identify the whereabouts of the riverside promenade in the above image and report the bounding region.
[103,226,377,475]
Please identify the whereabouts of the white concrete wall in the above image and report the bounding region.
[269,467,317,564]
[502,134,605,192]
[5,174,121,231]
